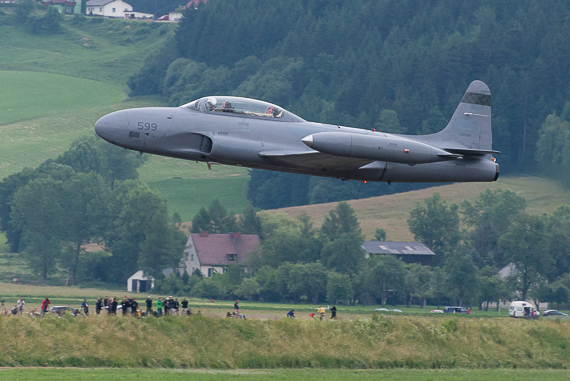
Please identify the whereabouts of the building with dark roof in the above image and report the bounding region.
[361,241,435,266]
[181,231,260,277]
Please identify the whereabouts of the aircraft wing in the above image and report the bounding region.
[259,150,372,171]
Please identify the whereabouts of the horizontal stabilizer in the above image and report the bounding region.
[443,148,501,156]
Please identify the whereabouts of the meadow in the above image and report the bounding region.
[268,176,570,241]
[1,313,570,369]
[2,368,570,381]
[0,14,251,217]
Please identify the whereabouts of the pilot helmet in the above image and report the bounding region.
[206,97,217,111]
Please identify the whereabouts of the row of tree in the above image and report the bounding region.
[0,136,186,284]
[157,191,570,310]
[128,0,570,208]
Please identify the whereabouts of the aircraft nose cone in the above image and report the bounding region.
[95,110,129,145]
[301,134,314,148]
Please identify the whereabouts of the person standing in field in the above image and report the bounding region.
[146,296,152,315]
[330,305,337,320]
[157,297,163,317]
[95,297,103,315]
[181,298,188,315]
[131,297,138,316]
[317,306,326,321]
[81,299,89,316]
[40,298,50,317]
[121,297,128,316]
[174,298,180,316]
[111,297,118,315]
[234,300,240,311]
[17,298,25,315]
[164,297,170,316]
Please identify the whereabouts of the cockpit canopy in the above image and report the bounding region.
[181,96,304,122]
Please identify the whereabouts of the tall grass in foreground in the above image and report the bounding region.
[1,315,570,369]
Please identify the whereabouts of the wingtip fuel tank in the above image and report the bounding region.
[301,132,462,165]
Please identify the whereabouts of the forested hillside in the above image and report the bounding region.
[129,0,570,208]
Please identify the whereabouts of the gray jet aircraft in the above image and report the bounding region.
[95,80,499,183]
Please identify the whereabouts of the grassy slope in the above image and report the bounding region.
[265,176,570,241]
[0,16,173,85]
[0,16,250,217]
[2,315,570,369]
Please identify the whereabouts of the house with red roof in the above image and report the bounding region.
[181,231,260,277]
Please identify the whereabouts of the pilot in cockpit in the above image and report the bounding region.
[206,97,217,111]
[267,106,283,118]
[221,100,235,112]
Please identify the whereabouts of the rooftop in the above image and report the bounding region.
[361,241,435,256]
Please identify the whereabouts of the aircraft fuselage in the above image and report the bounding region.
[95,81,500,183]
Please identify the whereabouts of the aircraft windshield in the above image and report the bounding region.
[183,97,286,117]
[181,96,305,122]
[206,97,284,118]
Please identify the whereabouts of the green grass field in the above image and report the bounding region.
[148,175,250,221]
[0,71,125,125]
[2,314,570,369]
[0,15,251,217]
[0,16,175,86]
[1,368,570,381]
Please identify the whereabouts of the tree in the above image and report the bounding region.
[374,109,406,133]
[58,173,109,285]
[408,193,461,267]
[287,262,327,304]
[237,203,261,235]
[477,268,502,311]
[103,182,185,283]
[374,228,386,241]
[190,198,236,234]
[544,206,570,279]
[462,189,526,267]
[234,278,260,300]
[535,110,570,183]
[363,255,406,307]
[320,233,365,276]
[41,6,63,33]
[404,264,432,308]
[191,277,225,299]
[320,202,362,241]
[444,246,478,307]
[498,213,553,301]
[431,267,447,309]
[327,271,353,305]
[551,284,570,310]
[15,0,35,20]
[10,178,65,280]
[0,163,74,252]
[56,136,147,188]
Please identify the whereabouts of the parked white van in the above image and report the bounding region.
[509,301,540,319]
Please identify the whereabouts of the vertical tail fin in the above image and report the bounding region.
[437,80,492,150]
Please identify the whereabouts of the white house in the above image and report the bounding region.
[127,270,154,293]
[86,0,132,18]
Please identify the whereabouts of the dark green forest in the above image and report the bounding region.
[129,0,570,208]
